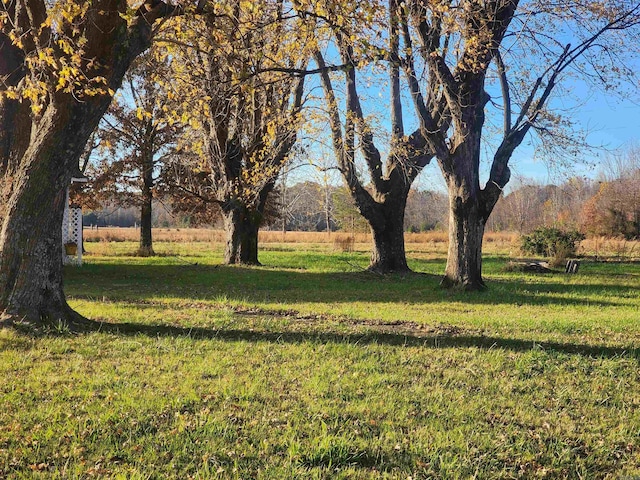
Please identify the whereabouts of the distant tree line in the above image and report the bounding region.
[84,145,640,242]
[83,182,449,234]
[488,146,640,239]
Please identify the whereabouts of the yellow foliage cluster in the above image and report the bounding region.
[1,1,113,113]
[141,0,313,207]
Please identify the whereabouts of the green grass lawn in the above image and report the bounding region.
[1,242,639,478]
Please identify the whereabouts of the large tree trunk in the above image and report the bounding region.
[442,191,486,290]
[0,105,96,326]
[439,91,494,291]
[441,161,489,290]
[138,148,155,257]
[0,3,165,328]
[222,205,261,265]
[1,108,116,327]
[368,196,410,274]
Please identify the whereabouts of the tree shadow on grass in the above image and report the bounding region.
[92,319,640,361]
[65,262,640,309]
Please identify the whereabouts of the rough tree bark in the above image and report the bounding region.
[1,98,118,325]
[0,1,195,327]
[222,205,261,265]
[441,176,486,290]
[438,104,491,290]
[367,189,411,273]
[221,176,279,265]
[0,104,81,323]
[439,131,507,290]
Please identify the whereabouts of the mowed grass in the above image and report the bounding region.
[1,240,640,479]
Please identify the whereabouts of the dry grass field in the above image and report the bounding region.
[83,227,511,245]
[83,227,639,260]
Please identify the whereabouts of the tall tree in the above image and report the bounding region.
[162,1,309,265]
[0,1,209,327]
[306,0,435,273]
[91,54,182,256]
[399,0,640,289]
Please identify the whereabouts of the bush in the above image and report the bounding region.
[521,227,585,258]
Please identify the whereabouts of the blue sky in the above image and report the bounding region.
[290,41,640,194]
[292,85,639,194]
[297,83,639,194]
[507,91,639,185]
[291,5,640,194]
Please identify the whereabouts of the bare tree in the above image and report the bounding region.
[399,0,640,288]
[308,0,435,273]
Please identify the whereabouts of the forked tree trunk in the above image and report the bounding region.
[368,196,410,274]
[222,206,261,265]
[138,150,155,257]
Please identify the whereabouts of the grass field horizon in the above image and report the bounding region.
[83,227,640,261]
[1,235,639,478]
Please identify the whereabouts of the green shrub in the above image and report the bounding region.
[521,227,585,258]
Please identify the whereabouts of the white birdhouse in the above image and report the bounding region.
[62,169,89,265]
